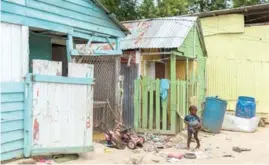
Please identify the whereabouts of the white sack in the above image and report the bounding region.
[222,114,260,133]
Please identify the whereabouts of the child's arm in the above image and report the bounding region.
[184,116,189,125]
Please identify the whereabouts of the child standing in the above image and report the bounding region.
[184,105,201,149]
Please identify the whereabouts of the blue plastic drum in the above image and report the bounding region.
[235,96,256,119]
[202,97,228,134]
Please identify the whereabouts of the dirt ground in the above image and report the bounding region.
[63,126,269,164]
[6,126,269,164]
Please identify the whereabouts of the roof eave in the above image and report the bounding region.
[189,3,269,18]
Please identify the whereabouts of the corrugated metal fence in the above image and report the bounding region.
[121,63,138,128]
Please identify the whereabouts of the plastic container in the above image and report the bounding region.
[235,96,256,119]
[202,97,228,133]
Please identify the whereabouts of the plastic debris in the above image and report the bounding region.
[232,146,251,153]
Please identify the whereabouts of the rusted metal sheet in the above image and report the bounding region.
[121,17,197,50]
[32,60,94,149]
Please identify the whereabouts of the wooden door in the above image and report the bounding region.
[155,63,165,79]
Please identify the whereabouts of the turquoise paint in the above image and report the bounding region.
[1,140,24,153]
[1,93,24,103]
[33,74,94,85]
[1,110,24,122]
[1,149,24,161]
[1,1,125,37]
[31,146,94,155]
[71,49,122,56]
[1,130,24,144]
[1,82,25,161]
[1,102,24,113]
[29,33,52,73]
[26,0,119,30]
[1,120,24,133]
[1,82,25,93]
[24,74,33,158]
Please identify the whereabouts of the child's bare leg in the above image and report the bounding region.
[194,132,200,149]
[187,130,192,149]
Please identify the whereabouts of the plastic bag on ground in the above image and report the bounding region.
[222,114,260,133]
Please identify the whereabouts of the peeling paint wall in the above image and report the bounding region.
[32,60,94,149]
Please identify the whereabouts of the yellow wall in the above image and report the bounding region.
[201,14,269,113]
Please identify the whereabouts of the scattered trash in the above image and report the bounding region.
[166,157,181,163]
[195,151,209,159]
[167,153,184,159]
[175,143,186,149]
[53,154,79,163]
[104,148,112,153]
[223,154,234,158]
[151,158,160,163]
[232,146,251,153]
[258,118,266,127]
[18,159,37,164]
[129,156,144,165]
[184,153,197,159]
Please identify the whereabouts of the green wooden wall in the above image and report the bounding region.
[178,26,206,111]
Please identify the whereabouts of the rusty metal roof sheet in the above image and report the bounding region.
[120,16,197,50]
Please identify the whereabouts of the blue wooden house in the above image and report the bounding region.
[0,0,128,161]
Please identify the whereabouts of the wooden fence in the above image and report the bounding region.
[134,78,187,134]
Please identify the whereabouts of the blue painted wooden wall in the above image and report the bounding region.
[1,83,25,161]
[1,0,126,42]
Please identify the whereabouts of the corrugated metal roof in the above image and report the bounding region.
[121,16,197,50]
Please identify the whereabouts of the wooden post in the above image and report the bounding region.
[186,58,189,116]
[170,54,177,133]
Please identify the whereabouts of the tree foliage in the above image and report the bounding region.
[233,0,266,7]
[138,0,157,19]
[99,0,139,21]
[99,0,268,21]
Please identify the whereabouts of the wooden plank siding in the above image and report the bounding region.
[1,82,25,161]
[1,0,126,42]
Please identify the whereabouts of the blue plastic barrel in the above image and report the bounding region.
[202,97,228,133]
[235,96,256,118]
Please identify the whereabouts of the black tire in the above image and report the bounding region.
[127,141,137,150]
[184,153,197,159]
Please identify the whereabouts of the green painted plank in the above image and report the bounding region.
[1,130,24,144]
[161,99,168,131]
[170,81,177,132]
[149,80,154,130]
[1,110,24,123]
[142,79,148,129]
[0,83,24,94]
[33,74,94,85]
[1,93,24,103]
[1,149,23,161]
[1,140,24,153]
[2,2,124,37]
[1,102,24,113]
[1,120,24,133]
[134,79,140,129]
[155,79,160,131]
[176,81,180,115]
[31,146,94,155]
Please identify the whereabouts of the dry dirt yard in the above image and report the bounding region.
[67,126,269,164]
